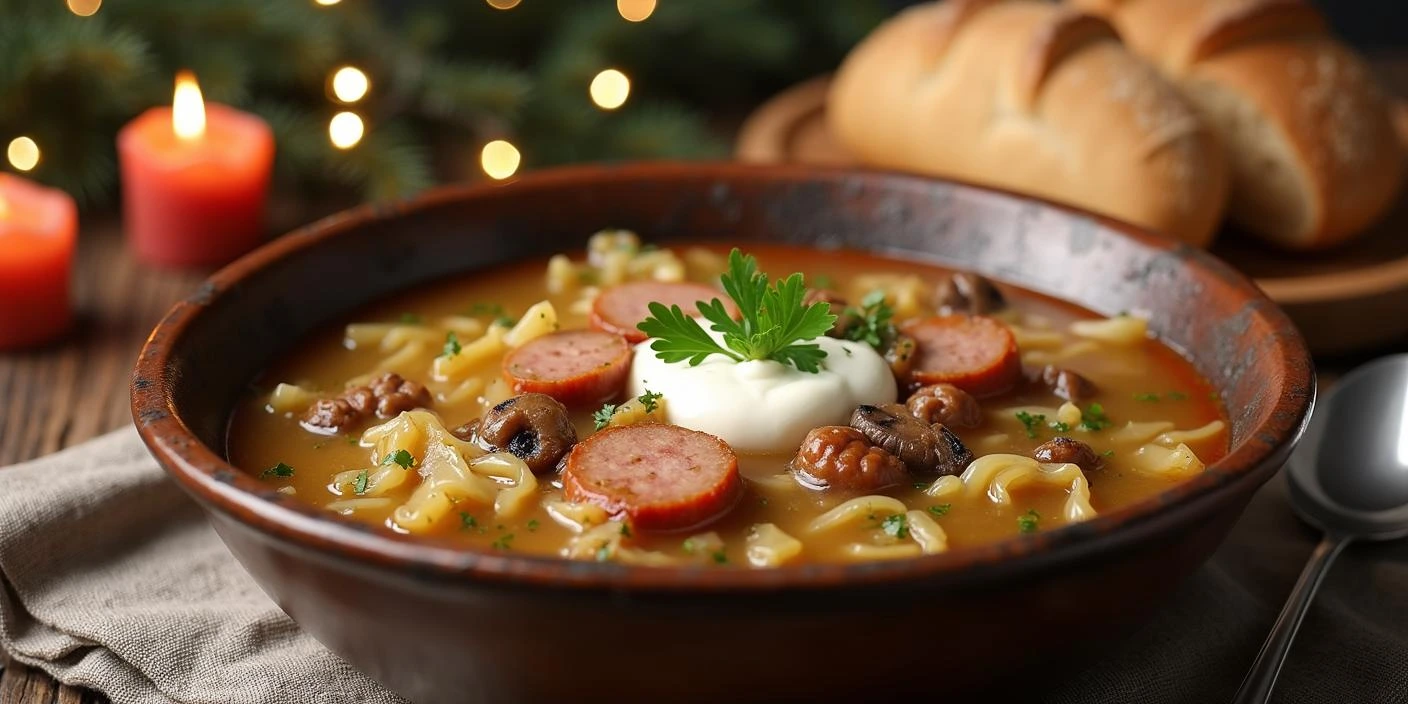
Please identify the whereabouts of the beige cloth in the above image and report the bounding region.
[0,427,1403,704]
[0,428,405,704]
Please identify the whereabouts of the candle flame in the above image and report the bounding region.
[172,71,206,141]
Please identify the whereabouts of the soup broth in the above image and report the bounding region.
[229,236,1226,567]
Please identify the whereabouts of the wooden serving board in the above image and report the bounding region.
[736,76,1408,356]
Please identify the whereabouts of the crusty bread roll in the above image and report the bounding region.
[1069,0,1405,250]
[828,0,1229,247]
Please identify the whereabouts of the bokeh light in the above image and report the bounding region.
[589,69,631,110]
[480,140,521,180]
[6,137,39,172]
[329,112,365,150]
[313,0,341,6]
[331,66,370,103]
[66,0,102,17]
[486,0,522,9]
[617,0,656,22]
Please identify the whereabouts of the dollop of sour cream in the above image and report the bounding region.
[628,331,897,454]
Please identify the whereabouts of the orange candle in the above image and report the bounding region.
[118,71,274,268]
[0,174,77,350]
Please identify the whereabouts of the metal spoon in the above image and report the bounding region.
[1233,354,1408,704]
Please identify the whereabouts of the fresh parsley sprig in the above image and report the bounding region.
[636,249,837,373]
[842,290,896,350]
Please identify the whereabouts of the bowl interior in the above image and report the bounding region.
[134,162,1313,590]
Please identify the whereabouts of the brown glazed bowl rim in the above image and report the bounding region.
[132,162,1313,594]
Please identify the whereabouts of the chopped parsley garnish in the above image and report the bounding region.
[460,512,478,531]
[492,533,515,551]
[494,315,517,328]
[881,513,910,539]
[592,403,618,431]
[352,470,369,495]
[1049,420,1071,433]
[842,289,896,351]
[636,249,837,373]
[619,523,632,538]
[1133,392,1162,402]
[711,550,728,565]
[1102,449,1115,458]
[381,449,414,469]
[398,312,423,324]
[636,389,663,414]
[345,434,360,445]
[442,331,462,358]
[927,504,952,517]
[1078,403,1113,432]
[1135,391,1188,402]
[261,462,295,479]
[526,519,540,532]
[1017,509,1041,534]
[1165,391,1188,401]
[1015,411,1046,439]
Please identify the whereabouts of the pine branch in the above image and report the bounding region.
[419,61,533,125]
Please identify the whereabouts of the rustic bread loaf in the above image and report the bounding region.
[828,0,1229,246]
[1069,0,1405,250]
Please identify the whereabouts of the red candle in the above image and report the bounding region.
[0,174,77,350]
[118,71,274,268]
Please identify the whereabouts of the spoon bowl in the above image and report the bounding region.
[1235,353,1408,703]
[1287,354,1408,539]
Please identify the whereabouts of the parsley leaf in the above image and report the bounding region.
[1102,449,1115,458]
[460,512,477,531]
[492,533,514,551]
[381,449,414,469]
[1078,403,1113,432]
[842,289,896,351]
[592,403,617,431]
[636,249,837,373]
[261,462,295,478]
[352,470,369,495]
[1049,420,1071,433]
[927,504,952,517]
[442,331,462,358]
[1015,411,1046,439]
[881,514,910,539]
[527,519,540,532]
[1017,509,1040,534]
[620,523,633,538]
[636,389,662,414]
[711,550,728,564]
[1133,392,1161,402]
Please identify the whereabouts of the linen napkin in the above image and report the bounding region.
[0,427,1404,704]
[0,428,405,704]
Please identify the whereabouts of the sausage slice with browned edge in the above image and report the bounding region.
[502,330,631,408]
[590,281,738,344]
[562,424,742,533]
[900,315,1022,398]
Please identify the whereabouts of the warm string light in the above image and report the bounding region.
[171,71,207,141]
[7,137,41,172]
[617,0,656,22]
[313,0,341,6]
[329,112,365,149]
[486,0,521,9]
[480,140,520,180]
[589,69,631,110]
[66,0,102,16]
[330,66,370,104]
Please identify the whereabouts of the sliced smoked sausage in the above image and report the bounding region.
[591,281,737,344]
[900,315,1022,398]
[502,330,631,408]
[562,424,742,533]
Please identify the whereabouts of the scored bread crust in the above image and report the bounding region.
[828,0,1230,247]
[1070,0,1405,250]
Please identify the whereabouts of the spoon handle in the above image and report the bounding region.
[1232,534,1350,704]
